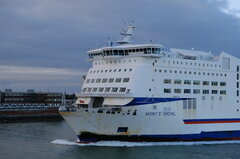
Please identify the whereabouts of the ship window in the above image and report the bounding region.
[174,79,181,84]
[164,70,167,73]
[220,90,226,95]
[96,78,101,83]
[159,69,162,72]
[124,69,127,72]
[87,88,92,92]
[105,70,107,73]
[90,79,95,83]
[212,90,218,94]
[193,80,200,85]
[184,89,191,94]
[238,66,240,72]
[97,70,99,73]
[105,87,111,92]
[108,78,114,83]
[101,70,103,73]
[164,79,171,84]
[115,78,122,83]
[164,89,171,93]
[174,89,181,93]
[211,81,218,86]
[82,88,87,92]
[184,80,191,85]
[203,90,209,94]
[109,70,112,72]
[193,89,200,94]
[129,68,132,72]
[203,81,209,85]
[119,87,126,92]
[123,78,130,82]
[237,82,239,88]
[102,78,108,83]
[237,90,239,96]
[237,74,239,80]
[114,69,116,72]
[119,69,121,72]
[175,70,177,73]
[98,88,104,92]
[112,87,118,92]
[92,88,98,92]
[86,79,90,83]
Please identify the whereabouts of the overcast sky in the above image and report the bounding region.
[1,0,240,93]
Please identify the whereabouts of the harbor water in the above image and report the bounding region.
[1,120,240,159]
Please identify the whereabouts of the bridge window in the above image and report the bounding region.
[112,87,118,92]
[123,78,130,82]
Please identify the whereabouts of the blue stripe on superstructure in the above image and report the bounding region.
[124,97,190,106]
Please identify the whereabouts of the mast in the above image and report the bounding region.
[116,23,135,45]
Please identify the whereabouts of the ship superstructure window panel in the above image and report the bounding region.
[164,79,171,84]
[174,79,181,84]
[119,88,126,92]
[193,80,200,85]
[164,89,171,93]
[212,90,218,94]
[108,78,114,83]
[112,87,118,92]
[96,79,101,83]
[211,81,218,86]
[115,78,122,83]
[86,79,90,83]
[123,78,130,82]
[105,87,111,92]
[184,80,191,85]
[102,78,108,83]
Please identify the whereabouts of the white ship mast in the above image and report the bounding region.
[116,23,135,45]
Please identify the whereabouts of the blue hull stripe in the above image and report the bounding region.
[124,97,190,106]
[78,130,240,142]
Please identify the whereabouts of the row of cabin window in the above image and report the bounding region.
[94,59,137,65]
[82,87,128,93]
[164,89,226,95]
[85,78,130,84]
[164,79,226,86]
[90,68,132,74]
[162,60,221,68]
[156,69,227,77]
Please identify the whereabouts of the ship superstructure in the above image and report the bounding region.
[60,24,240,142]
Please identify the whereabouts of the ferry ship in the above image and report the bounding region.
[60,24,240,142]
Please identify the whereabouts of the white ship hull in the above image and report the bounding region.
[60,99,240,142]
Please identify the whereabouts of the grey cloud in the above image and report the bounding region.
[1,0,240,92]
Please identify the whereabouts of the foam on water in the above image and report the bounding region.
[51,139,240,147]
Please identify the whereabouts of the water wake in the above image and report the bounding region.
[51,139,240,147]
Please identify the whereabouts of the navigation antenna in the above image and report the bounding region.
[116,22,135,45]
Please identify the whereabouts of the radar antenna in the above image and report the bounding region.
[116,22,135,45]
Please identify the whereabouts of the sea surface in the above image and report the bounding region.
[1,119,240,159]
